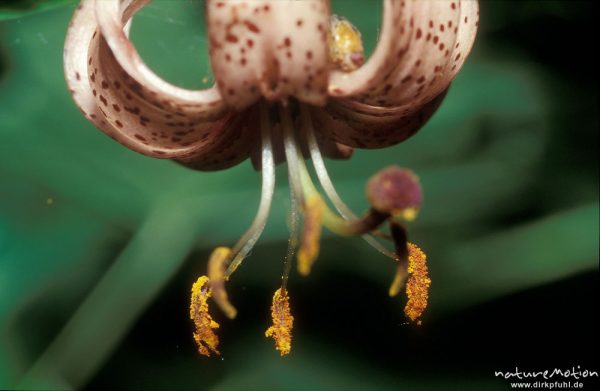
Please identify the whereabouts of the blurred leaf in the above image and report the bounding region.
[20,202,199,389]
[0,0,75,21]
[435,204,599,314]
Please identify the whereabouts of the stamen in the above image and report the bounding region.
[404,243,431,325]
[280,105,306,207]
[207,247,237,319]
[301,106,398,261]
[265,288,294,356]
[297,195,325,276]
[205,101,275,319]
[190,276,220,357]
[281,184,300,290]
[224,101,276,278]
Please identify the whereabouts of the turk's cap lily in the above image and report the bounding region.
[64,0,479,357]
[64,0,479,171]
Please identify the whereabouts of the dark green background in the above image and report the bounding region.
[0,1,598,390]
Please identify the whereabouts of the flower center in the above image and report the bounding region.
[189,98,431,357]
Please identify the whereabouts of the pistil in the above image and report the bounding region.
[302,105,399,261]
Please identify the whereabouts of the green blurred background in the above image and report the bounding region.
[0,1,597,390]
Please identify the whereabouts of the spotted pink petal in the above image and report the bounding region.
[312,91,447,149]
[176,106,257,171]
[206,0,331,110]
[66,0,479,168]
[329,0,478,105]
[320,0,478,148]
[65,0,251,170]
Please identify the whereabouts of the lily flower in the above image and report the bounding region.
[64,0,479,356]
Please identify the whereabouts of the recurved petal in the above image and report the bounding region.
[64,0,117,137]
[65,0,250,170]
[93,0,224,113]
[328,0,479,107]
[206,0,331,109]
[176,107,257,171]
[312,90,446,149]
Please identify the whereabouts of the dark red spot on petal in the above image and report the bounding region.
[244,21,260,33]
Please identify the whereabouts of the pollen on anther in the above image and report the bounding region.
[190,276,221,357]
[265,288,294,356]
[297,196,325,276]
[404,243,431,325]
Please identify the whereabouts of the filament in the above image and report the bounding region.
[225,102,276,278]
[280,105,307,206]
[280,105,327,207]
[281,183,300,290]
